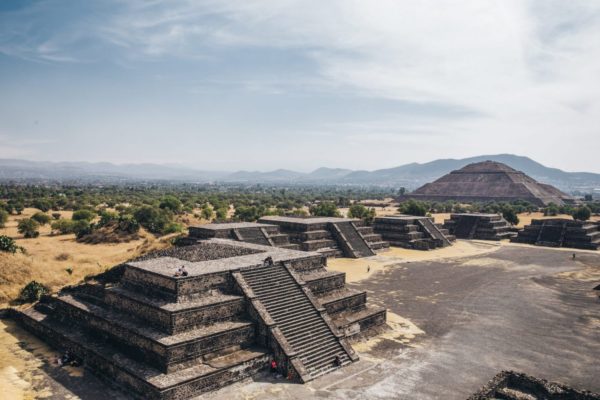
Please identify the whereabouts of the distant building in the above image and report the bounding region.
[401,161,575,206]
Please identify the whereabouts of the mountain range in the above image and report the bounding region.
[0,154,598,193]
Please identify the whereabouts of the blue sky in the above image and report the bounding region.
[1,0,599,172]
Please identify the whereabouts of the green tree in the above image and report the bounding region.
[502,208,519,225]
[117,214,140,234]
[309,201,341,217]
[18,281,50,303]
[133,205,173,234]
[0,235,25,254]
[159,195,183,214]
[572,206,591,221]
[71,219,92,238]
[544,203,559,216]
[347,204,376,224]
[18,218,40,238]
[215,207,228,221]
[51,219,75,235]
[0,209,8,228]
[201,204,214,220]
[398,200,428,216]
[33,199,52,212]
[31,212,51,226]
[72,209,96,221]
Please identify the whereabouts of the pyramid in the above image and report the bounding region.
[402,161,575,206]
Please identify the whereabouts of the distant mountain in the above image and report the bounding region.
[0,155,599,192]
[0,159,228,182]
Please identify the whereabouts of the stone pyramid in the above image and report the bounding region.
[403,161,574,206]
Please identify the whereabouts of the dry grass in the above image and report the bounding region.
[0,208,173,305]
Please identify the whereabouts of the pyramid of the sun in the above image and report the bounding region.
[402,161,575,206]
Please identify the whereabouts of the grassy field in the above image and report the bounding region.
[0,208,175,305]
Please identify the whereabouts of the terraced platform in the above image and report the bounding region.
[259,216,389,258]
[511,218,600,250]
[12,239,386,399]
[373,215,455,250]
[443,213,517,241]
[189,222,300,250]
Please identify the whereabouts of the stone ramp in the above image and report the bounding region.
[417,217,453,247]
[330,221,375,258]
[238,263,354,381]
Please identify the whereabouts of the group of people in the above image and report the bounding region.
[174,265,188,277]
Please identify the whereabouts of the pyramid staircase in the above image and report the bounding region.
[330,221,375,258]
[236,262,356,381]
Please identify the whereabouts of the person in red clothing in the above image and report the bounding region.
[270,359,277,374]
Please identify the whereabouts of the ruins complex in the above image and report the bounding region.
[510,218,600,250]
[372,215,455,250]
[13,236,386,399]
[402,161,575,206]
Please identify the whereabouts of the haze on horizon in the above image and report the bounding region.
[1,1,599,173]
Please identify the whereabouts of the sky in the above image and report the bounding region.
[0,0,599,173]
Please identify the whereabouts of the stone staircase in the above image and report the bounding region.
[238,262,353,380]
[330,222,375,258]
[417,217,453,247]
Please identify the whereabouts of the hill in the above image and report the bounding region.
[1,155,598,192]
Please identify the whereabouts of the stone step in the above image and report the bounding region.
[105,286,246,334]
[254,290,306,304]
[276,312,322,329]
[288,330,333,348]
[53,294,256,373]
[279,318,329,335]
[332,304,387,338]
[239,262,353,382]
[318,289,367,315]
[15,307,270,400]
[266,301,316,317]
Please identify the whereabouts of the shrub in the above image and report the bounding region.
[347,204,376,224]
[572,206,591,221]
[133,205,174,234]
[201,204,214,220]
[18,281,50,303]
[0,235,25,254]
[72,209,96,221]
[544,203,559,216]
[502,208,519,225]
[51,212,61,220]
[97,210,119,227]
[65,267,73,275]
[309,201,341,217]
[51,219,75,235]
[398,200,428,216]
[17,218,40,238]
[71,219,92,238]
[31,212,51,226]
[159,195,183,214]
[215,207,228,221]
[117,214,140,234]
[0,209,8,228]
